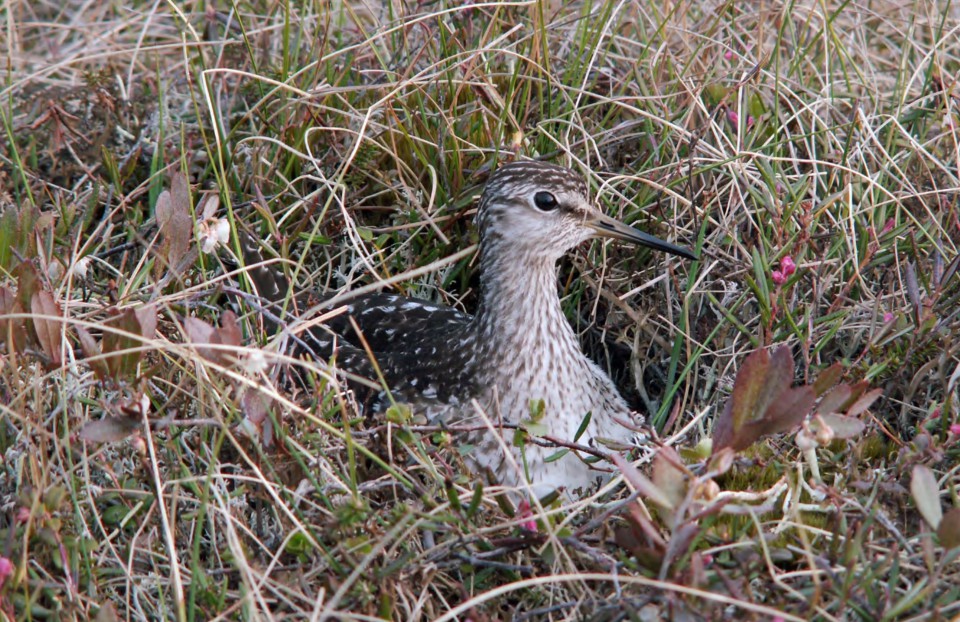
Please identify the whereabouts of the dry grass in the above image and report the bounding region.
[1,0,959,620]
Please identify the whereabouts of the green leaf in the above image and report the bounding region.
[544,448,570,463]
[573,411,592,442]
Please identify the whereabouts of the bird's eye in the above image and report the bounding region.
[533,191,559,212]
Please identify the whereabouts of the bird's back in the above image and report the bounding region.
[239,232,480,415]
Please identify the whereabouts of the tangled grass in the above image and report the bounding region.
[1,0,959,620]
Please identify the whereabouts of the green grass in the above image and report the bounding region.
[1,0,959,620]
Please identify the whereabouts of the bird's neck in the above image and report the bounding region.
[470,241,581,360]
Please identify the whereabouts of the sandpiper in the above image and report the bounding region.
[241,161,695,494]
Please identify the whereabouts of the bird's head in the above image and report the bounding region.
[476,161,696,262]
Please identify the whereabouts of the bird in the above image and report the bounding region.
[240,160,696,496]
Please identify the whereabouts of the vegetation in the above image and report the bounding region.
[1,0,958,619]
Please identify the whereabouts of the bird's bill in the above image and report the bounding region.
[588,213,697,260]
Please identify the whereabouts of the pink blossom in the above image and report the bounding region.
[772,270,786,285]
[727,109,739,124]
[0,557,13,589]
[780,256,796,277]
[883,312,895,323]
[747,115,756,127]
[516,499,538,532]
[14,507,29,524]
[949,424,960,435]
[724,50,733,60]
[882,218,895,235]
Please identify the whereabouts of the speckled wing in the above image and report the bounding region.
[240,233,479,416]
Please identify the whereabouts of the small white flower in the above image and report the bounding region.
[214,218,230,244]
[199,218,231,254]
[796,428,817,451]
[72,256,91,279]
[242,349,268,375]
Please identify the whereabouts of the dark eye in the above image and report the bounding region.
[533,191,559,212]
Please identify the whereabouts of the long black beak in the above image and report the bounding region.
[588,213,697,260]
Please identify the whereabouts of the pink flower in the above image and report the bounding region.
[747,115,756,127]
[0,557,13,589]
[724,50,733,60]
[883,312,895,323]
[780,256,796,277]
[882,218,895,234]
[771,270,786,285]
[949,424,960,435]
[516,499,538,532]
[727,109,739,124]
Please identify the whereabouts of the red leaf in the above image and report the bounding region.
[78,416,141,444]
[135,305,157,341]
[937,507,960,550]
[713,347,817,454]
[31,290,63,366]
[15,262,42,313]
[911,465,942,529]
[611,452,676,511]
[183,312,241,366]
[844,387,883,417]
[818,384,852,416]
[102,308,149,381]
[155,172,193,277]
[812,362,843,396]
[0,286,27,353]
[75,326,108,381]
[815,414,866,439]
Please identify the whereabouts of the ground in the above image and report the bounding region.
[0,0,959,620]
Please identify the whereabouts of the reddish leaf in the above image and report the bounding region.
[239,390,275,448]
[135,305,158,341]
[844,388,883,417]
[911,465,942,529]
[652,446,687,514]
[15,262,42,312]
[937,507,960,550]
[713,347,817,454]
[75,326,108,381]
[837,381,871,411]
[95,602,121,622]
[818,384,852,416]
[31,290,63,366]
[815,414,866,439]
[759,384,817,434]
[0,286,27,353]
[183,316,216,362]
[15,262,42,346]
[707,446,735,475]
[660,521,700,576]
[242,390,271,427]
[611,453,675,511]
[78,416,141,443]
[216,311,242,349]
[155,172,193,277]
[183,312,241,367]
[102,308,148,381]
[620,501,667,551]
[812,362,843,396]
[732,348,794,431]
[711,401,736,456]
